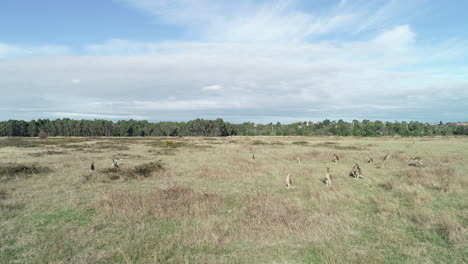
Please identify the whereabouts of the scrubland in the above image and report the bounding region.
[0,136,467,263]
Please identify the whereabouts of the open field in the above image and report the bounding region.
[0,136,467,263]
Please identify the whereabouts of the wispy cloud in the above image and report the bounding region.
[119,0,426,43]
[0,43,70,59]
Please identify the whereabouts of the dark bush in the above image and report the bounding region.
[133,161,164,177]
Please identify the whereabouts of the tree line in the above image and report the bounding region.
[0,118,467,137]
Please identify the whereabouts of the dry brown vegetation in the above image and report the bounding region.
[96,185,225,219]
[0,136,467,263]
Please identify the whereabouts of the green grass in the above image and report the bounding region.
[0,136,466,263]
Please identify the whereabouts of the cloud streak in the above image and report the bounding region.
[0,43,70,59]
[119,0,426,43]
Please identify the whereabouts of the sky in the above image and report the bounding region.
[1,0,467,123]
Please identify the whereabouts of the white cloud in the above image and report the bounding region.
[202,85,224,92]
[1,31,467,122]
[0,0,467,122]
[0,43,70,59]
[372,24,415,51]
[119,0,425,43]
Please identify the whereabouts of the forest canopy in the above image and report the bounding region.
[0,118,467,137]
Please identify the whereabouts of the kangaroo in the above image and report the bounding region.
[350,163,363,179]
[111,158,119,169]
[286,173,293,189]
[324,167,332,187]
[332,153,340,163]
[383,154,391,161]
[409,157,425,167]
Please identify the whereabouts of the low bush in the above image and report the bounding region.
[0,163,53,180]
[100,161,164,180]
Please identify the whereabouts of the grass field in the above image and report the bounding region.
[0,136,467,263]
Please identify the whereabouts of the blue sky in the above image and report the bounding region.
[1,0,467,123]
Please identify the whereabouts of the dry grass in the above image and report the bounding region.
[437,215,466,246]
[96,185,225,219]
[0,136,467,263]
[238,192,306,232]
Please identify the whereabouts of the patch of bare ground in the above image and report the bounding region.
[95,186,225,219]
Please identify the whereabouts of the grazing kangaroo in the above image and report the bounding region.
[285,173,293,189]
[409,157,425,167]
[368,157,374,164]
[383,154,391,161]
[111,158,119,169]
[324,167,332,187]
[332,153,340,163]
[350,163,363,179]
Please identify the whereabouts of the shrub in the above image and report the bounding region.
[252,140,267,145]
[0,163,53,180]
[151,140,190,149]
[163,140,175,148]
[133,161,164,178]
[99,161,164,180]
[292,141,309,146]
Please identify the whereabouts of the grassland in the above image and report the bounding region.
[0,136,467,263]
